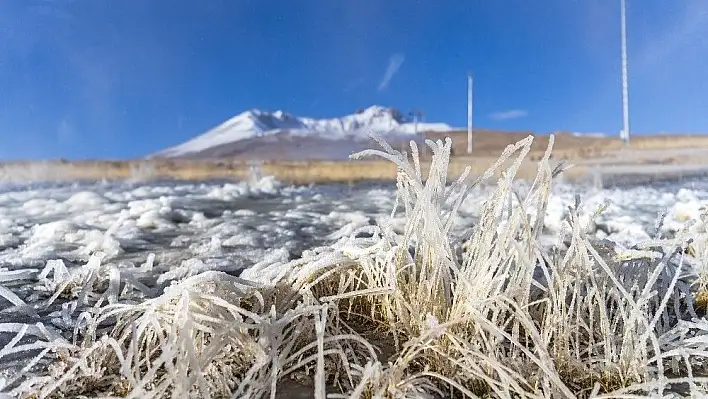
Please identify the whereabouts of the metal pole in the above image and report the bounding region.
[408,110,426,158]
[467,73,473,155]
[413,112,418,138]
[620,0,631,145]
[413,111,421,158]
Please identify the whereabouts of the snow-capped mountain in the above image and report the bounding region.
[153,106,452,159]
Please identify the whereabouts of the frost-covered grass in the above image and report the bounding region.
[5,135,708,398]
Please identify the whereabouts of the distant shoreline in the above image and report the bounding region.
[3,133,708,186]
[2,155,708,188]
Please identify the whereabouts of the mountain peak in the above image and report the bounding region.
[272,110,291,119]
[153,106,452,158]
[355,105,407,123]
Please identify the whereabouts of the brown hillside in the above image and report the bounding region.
[420,130,708,161]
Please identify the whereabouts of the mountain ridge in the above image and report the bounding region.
[152,105,453,159]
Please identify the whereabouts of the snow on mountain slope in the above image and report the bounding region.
[571,131,608,138]
[153,106,452,158]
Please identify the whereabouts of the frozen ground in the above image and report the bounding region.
[0,173,707,389]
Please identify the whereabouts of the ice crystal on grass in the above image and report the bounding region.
[8,134,708,398]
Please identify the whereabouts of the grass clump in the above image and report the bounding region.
[8,135,708,398]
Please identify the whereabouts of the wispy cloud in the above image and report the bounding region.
[377,53,405,92]
[489,109,529,121]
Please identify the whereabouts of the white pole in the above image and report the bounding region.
[467,73,473,155]
[413,112,418,137]
[620,0,630,145]
[414,112,422,157]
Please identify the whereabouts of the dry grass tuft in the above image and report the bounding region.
[7,134,708,398]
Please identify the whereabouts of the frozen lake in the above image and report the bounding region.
[0,175,707,286]
[0,174,707,391]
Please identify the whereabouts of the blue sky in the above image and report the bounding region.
[1,0,707,160]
